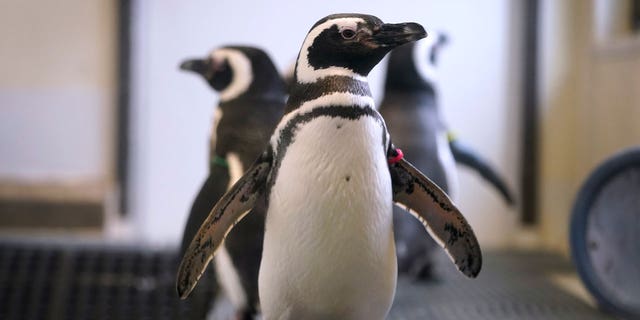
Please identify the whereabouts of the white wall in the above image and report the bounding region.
[0,1,116,183]
[131,0,522,247]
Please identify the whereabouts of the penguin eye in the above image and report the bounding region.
[340,28,357,40]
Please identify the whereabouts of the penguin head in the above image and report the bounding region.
[421,31,448,66]
[180,46,285,102]
[180,50,233,91]
[294,14,427,84]
[385,31,448,93]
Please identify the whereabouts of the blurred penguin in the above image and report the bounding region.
[379,32,514,280]
[179,46,285,319]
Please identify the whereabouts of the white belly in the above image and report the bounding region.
[259,116,397,320]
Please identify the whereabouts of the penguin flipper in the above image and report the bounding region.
[179,165,230,257]
[176,151,272,299]
[449,138,516,206]
[390,158,482,278]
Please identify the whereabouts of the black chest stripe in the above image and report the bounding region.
[267,105,388,194]
[286,76,371,113]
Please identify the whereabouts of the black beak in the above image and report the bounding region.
[179,58,210,76]
[372,22,427,48]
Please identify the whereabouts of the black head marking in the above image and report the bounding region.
[223,46,286,99]
[180,46,285,100]
[295,14,427,83]
[180,46,286,168]
[212,47,286,156]
[180,54,232,91]
[306,15,385,76]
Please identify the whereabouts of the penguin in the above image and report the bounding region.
[379,33,514,280]
[177,14,482,320]
[286,35,514,208]
[179,46,285,319]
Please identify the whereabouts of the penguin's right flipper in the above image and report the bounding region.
[449,137,515,206]
[176,150,272,299]
[389,157,482,278]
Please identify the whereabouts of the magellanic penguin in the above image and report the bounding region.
[287,34,514,210]
[381,33,514,205]
[177,14,482,320]
[379,33,514,280]
[179,46,285,319]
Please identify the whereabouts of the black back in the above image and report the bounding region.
[179,46,286,316]
[379,38,449,280]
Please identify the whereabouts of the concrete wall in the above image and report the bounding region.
[130,0,523,246]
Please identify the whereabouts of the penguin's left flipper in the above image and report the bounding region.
[176,151,272,299]
[390,157,482,278]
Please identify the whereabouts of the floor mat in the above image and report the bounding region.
[0,238,216,320]
[0,238,615,319]
[390,251,615,320]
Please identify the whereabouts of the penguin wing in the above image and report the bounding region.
[449,137,516,206]
[390,158,482,278]
[176,151,272,299]
[179,165,230,257]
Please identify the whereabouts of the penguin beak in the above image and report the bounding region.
[371,22,427,48]
[437,32,449,47]
[179,58,210,76]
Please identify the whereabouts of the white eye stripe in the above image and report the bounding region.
[412,33,438,84]
[210,48,253,102]
[296,17,367,84]
[338,25,357,32]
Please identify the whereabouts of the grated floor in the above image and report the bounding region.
[389,251,615,320]
[0,238,615,320]
[0,239,216,320]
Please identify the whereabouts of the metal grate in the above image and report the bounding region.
[390,251,615,320]
[0,239,614,320]
[0,240,215,320]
